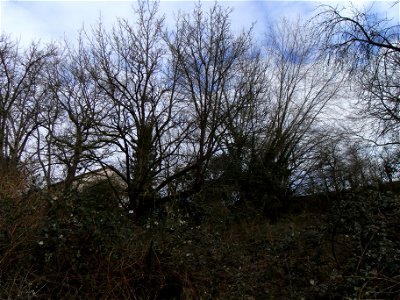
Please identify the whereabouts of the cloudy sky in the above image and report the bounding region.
[0,0,398,47]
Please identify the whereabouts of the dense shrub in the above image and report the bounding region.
[322,189,400,298]
[1,174,400,299]
[0,181,185,299]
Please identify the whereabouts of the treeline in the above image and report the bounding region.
[1,1,399,219]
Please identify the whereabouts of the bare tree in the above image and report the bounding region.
[360,46,400,142]
[166,3,253,194]
[316,3,400,143]
[305,132,385,195]
[204,18,344,216]
[209,17,344,218]
[87,1,185,215]
[0,35,56,177]
[209,47,269,203]
[34,86,60,187]
[43,38,108,191]
[261,19,341,186]
[248,19,342,204]
[83,1,258,217]
[316,3,399,67]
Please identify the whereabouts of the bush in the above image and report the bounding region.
[323,190,400,298]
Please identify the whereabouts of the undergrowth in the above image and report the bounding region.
[1,180,399,299]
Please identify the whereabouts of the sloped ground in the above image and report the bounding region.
[147,210,348,299]
[1,185,399,299]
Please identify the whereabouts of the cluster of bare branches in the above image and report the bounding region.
[315,3,400,143]
[3,0,398,217]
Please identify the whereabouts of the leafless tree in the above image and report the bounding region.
[87,1,186,214]
[42,39,108,191]
[316,3,400,143]
[260,20,343,193]
[305,133,384,195]
[34,85,60,187]
[204,18,344,214]
[209,47,268,200]
[84,1,258,216]
[166,3,253,194]
[245,19,343,202]
[360,47,400,142]
[0,35,56,177]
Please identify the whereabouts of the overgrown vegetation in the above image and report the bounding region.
[1,0,400,298]
[1,179,399,299]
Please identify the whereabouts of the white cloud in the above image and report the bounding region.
[1,1,396,48]
[0,0,322,44]
[1,1,135,46]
